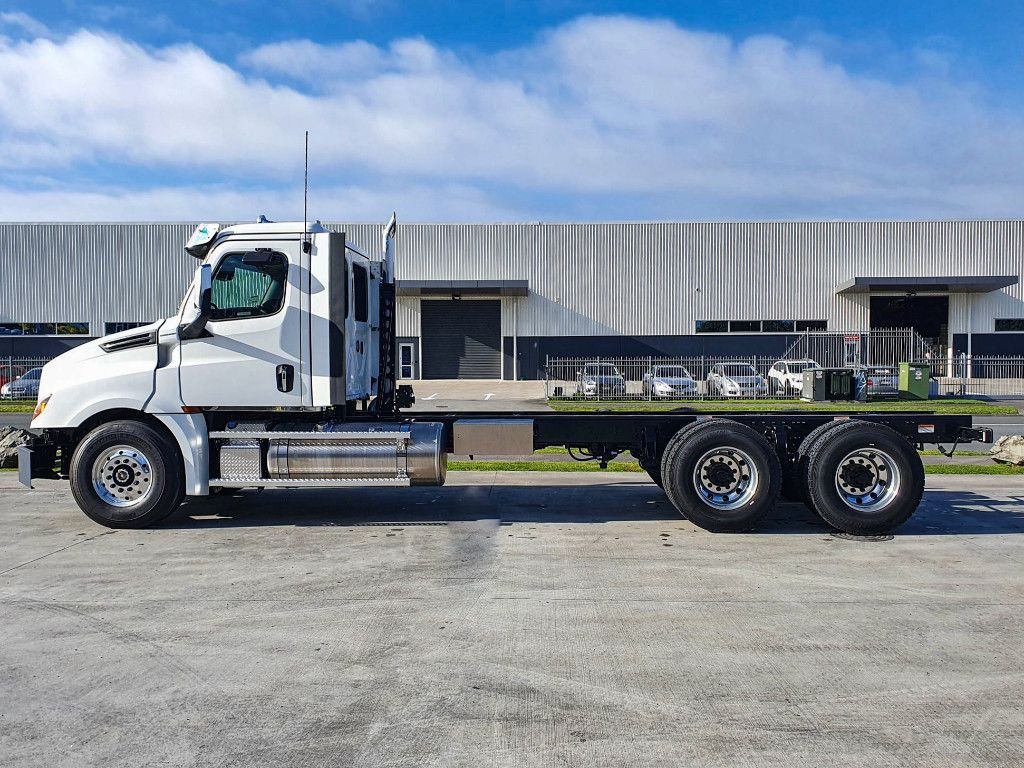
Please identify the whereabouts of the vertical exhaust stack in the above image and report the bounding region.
[372,214,400,416]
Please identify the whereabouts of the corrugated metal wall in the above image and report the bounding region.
[1,220,1021,337]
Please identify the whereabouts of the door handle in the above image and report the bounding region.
[276,364,294,393]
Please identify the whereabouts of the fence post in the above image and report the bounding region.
[701,355,706,401]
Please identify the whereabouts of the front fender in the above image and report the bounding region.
[153,413,209,496]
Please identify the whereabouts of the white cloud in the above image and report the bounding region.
[0,180,530,222]
[0,11,52,38]
[0,13,1022,219]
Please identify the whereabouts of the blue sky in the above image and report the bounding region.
[0,1,1022,221]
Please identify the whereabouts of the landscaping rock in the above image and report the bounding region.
[0,426,32,468]
[990,435,1024,466]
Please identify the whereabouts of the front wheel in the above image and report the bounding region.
[70,420,185,529]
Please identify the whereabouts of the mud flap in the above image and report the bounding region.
[17,445,33,488]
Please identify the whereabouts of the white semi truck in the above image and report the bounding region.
[20,216,992,534]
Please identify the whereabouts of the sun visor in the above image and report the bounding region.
[185,223,221,259]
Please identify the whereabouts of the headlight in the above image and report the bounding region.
[654,382,671,392]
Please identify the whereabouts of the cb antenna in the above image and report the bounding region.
[302,130,311,253]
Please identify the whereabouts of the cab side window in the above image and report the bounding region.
[353,263,368,322]
[210,251,288,320]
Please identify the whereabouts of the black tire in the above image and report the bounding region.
[70,419,185,529]
[790,419,849,505]
[661,420,781,532]
[659,421,711,511]
[804,421,924,535]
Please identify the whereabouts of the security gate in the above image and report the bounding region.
[421,300,501,379]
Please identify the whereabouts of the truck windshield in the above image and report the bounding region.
[788,362,814,372]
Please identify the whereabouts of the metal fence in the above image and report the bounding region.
[781,328,939,368]
[546,356,800,401]
[545,353,1024,401]
[0,357,50,400]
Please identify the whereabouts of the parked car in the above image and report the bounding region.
[855,365,898,398]
[1,367,42,399]
[642,365,698,398]
[575,363,627,398]
[767,359,819,396]
[706,363,768,398]
[0,365,31,392]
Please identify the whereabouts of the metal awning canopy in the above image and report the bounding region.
[397,279,528,297]
[836,275,1018,294]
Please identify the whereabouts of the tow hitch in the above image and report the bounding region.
[935,426,994,458]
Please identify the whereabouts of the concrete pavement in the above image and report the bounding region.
[1,471,1023,767]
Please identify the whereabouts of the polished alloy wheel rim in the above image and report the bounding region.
[91,445,154,507]
[834,448,901,512]
[693,447,759,510]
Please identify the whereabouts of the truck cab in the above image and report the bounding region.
[24,216,433,528]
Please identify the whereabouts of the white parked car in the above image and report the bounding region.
[706,363,768,398]
[642,365,698,398]
[768,359,819,397]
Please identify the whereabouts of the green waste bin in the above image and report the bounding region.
[899,362,930,400]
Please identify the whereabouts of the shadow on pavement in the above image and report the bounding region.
[165,484,1024,536]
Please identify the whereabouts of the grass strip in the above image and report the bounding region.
[0,401,35,413]
[923,464,1024,475]
[449,460,1024,475]
[549,399,1016,415]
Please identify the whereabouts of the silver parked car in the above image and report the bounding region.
[575,363,627,398]
[1,367,42,399]
[642,365,697,398]
[706,363,768,398]
[855,365,898,398]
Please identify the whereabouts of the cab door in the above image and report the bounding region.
[347,258,372,399]
[179,239,304,408]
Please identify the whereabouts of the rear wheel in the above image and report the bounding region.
[70,420,184,529]
[661,420,781,532]
[788,420,848,504]
[804,421,924,535]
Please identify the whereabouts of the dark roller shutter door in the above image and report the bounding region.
[421,300,501,379]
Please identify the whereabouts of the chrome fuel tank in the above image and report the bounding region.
[265,421,446,486]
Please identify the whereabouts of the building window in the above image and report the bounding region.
[796,320,828,331]
[995,319,1024,332]
[0,322,89,336]
[105,322,149,335]
[696,320,728,333]
[696,319,827,334]
[729,320,761,333]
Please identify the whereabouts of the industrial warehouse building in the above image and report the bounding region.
[1,220,1023,379]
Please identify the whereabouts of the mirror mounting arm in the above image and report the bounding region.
[179,263,213,340]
